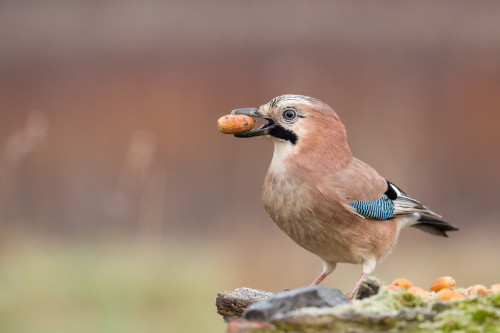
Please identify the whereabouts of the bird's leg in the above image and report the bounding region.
[345,272,367,300]
[311,261,336,285]
[311,271,328,285]
[345,259,376,300]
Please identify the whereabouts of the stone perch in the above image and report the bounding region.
[215,279,500,332]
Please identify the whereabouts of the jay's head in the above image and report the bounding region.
[232,95,350,155]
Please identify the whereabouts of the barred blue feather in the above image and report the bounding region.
[350,194,394,220]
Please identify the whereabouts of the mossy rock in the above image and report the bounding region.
[234,290,500,333]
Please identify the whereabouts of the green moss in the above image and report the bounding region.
[429,294,500,333]
[490,291,500,308]
[274,287,500,333]
[344,289,425,314]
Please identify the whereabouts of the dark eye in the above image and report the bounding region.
[283,109,297,120]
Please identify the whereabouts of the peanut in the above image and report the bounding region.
[466,284,489,296]
[384,285,401,291]
[217,114,255,134]
[430,276,456,292]
[438,288,465,301]
[392,278,414,290]
[491,284,500,293]
[408,286,429,299]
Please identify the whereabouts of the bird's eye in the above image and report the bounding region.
[283,109,297,120]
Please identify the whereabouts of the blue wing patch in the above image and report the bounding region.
[350,194,394,220]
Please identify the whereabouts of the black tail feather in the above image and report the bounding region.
[411,214,459,238]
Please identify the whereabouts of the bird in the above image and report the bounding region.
[230,94,458,300]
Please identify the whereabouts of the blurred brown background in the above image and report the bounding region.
[1,1,499,332]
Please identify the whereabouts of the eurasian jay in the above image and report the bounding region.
[230,94,458,300]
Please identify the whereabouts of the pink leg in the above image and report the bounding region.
[310,261,336,285]
[345,259,377,301]
[311,271,327,285]
[345,272,367,300]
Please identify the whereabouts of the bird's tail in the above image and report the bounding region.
[411,214,459,237]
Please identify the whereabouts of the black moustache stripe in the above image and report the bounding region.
[269,126,298,145]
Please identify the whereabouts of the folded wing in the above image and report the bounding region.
[350,181,458,237]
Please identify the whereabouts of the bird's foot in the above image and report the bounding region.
[345,291,355,301]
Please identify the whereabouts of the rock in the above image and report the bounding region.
[356,278,381,300]
[216,287,274,320]
[242,285,348,322]
[220,281,500,332]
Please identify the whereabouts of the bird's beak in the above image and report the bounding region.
[231,108,277,138]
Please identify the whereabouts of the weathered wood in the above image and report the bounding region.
[215,287,274,320]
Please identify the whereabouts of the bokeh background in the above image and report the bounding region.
[1,1,500,332]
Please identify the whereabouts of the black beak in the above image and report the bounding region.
[231,108,277,138]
